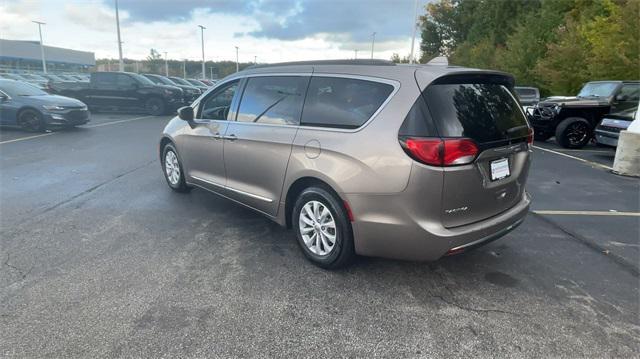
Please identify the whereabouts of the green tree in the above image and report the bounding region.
[146,49,163,73]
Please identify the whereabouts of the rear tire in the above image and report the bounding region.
[162,143,191,193]
[145,97,166,116]
[555,117,591,149]
[17,109,45,132]
[292,187,354,269]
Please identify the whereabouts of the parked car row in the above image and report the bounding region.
[516,81,638,148]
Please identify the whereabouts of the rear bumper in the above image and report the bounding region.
[346,191,530,261]
[595,129,619,147]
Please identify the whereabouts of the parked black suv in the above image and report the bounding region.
[528,81,639,148]
[50,72,184,115]
[142,74,202,105]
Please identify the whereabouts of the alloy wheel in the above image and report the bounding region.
[164,150,181,185]
[299,200,337,256]
[566,122,588,146]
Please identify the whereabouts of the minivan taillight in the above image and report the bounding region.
[400,137,479,166]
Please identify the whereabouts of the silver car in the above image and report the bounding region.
[159,60,532,268]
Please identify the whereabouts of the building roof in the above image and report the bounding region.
[0,39,95,66]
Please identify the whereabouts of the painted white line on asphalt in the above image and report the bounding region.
[0,115,155,145]
[533,210,640,217]
[551,149,614,154]
[0,132,55,145]
[83,115,153,128]
[533,145,613,171]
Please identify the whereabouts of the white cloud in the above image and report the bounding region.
[0,0,423,63]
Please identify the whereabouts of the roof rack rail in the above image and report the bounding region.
[245,59,396,70]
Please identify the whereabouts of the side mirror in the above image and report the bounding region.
[177,106,195,124]
[615,94,628,102]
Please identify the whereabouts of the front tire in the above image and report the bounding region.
[162,143,190,192]
[145,97,166,116]
[17,109,45,132]
[292,187,354,269]
[555,117,592,148]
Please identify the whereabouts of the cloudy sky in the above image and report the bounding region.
[1,0,429,63]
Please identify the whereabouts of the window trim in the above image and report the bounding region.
[193,72,399,132]
[299,73,400,132]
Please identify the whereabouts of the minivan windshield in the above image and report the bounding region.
[577,82,618,98]
[424,83,529,143]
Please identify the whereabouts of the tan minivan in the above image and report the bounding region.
[159,60,532,268]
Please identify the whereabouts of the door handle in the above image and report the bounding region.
[212,132,223,140]
[225,134,237,142]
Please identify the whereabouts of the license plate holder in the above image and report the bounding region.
[490,158,510,181]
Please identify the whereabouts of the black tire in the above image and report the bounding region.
[161,143,191,193]
[534,132,552,142]
[292,186,355,269]
[17,109,45,132]
[145,97,166,116]
[555,117,592,149]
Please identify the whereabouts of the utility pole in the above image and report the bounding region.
[198,25,206,79]
[115,0,124,71]
[32,21,47,73]
[409,0,419,64]
[254,55,257,64]
[370,32,376,59]
[235,46,239,72]
[354,49,358,59]
[183,60,186,78]
[164,52,168,76]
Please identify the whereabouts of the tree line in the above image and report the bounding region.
[414,0,639,96]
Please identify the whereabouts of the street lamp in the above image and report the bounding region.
[409,0,419,64]
[254,55,257,64]
[354,49,358,60]
[235,46,239,72]
[198,25,206,79]
[164,52,168,76]
[370,32,376,59]
[115,0,124,71]
[32,21,47,73]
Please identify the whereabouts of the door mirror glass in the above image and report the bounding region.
[178,106,194,123]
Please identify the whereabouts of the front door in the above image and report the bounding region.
[223,75,309,216]
[178,79,240,191]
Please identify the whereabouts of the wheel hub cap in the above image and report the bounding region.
[299,200,336,256]
[164,150,180,185]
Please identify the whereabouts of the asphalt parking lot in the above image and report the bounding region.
[1,113,638,357]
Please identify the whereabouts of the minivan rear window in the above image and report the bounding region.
[424,83,528,143]
[301,77,394,129]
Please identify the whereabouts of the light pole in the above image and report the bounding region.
[115,0,124,71]
[409,0,419,64]
[370,32,376,59]
[235,46,239,72]
[354,49,358,59]
[198,25,206,79]
[183,60,186,78]
[210,67,213,80]
[254,55,257,64]
[164,52,168,76]
[32,21,47,73]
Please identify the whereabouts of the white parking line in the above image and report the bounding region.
[83,115,153,128]
[0,115,154,145]
[533,210,640,217]
[533,145,613,171]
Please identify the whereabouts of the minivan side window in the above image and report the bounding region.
[199,80,239,121]
[301,77,394,129]
[236,76,308,125]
